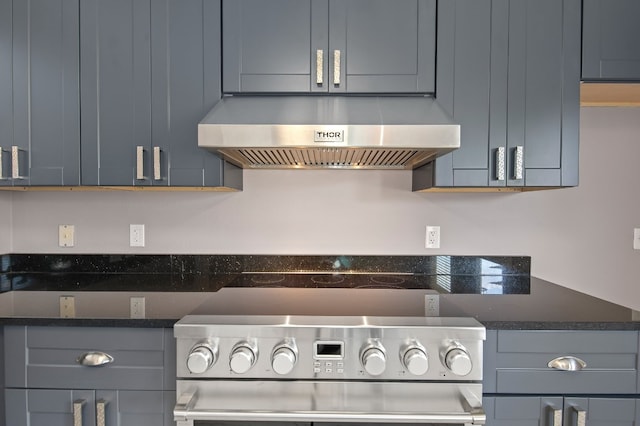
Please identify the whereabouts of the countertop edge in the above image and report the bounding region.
[0,317,637,331]
[482,321,640,331]
[0,317,178,328]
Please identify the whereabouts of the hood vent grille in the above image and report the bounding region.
[217,148,436,170]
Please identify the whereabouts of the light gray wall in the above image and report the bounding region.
[8,107,640,309]
[0,192,11,253]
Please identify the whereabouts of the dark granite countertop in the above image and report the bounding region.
[0,254,636,330]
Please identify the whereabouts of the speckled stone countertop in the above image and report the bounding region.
[0,254,637,330]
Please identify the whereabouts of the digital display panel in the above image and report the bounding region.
[314,341,344,359]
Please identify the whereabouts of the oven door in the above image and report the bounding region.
[175,380,486,425]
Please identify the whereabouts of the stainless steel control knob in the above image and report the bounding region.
[362,347,386,376]
[402,347,429,376]
[445,347,473,376]
[271,346,297,375]
[187,344,216,374]
[230,345,256,374]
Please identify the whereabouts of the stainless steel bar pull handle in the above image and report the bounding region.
[77,351,114,367]
[333,50,341,85]
[496,147,505,181]
[96,400,107,426]
[548,356,587,371]
[73,399,85,426]
[136,146,145,180]
[573,406,587,426]
[153,146,161,180]
[514,145,524,180]
[316,49,324,85]
[11,146,22,179]
[551,407,563,426]
[0,148,5,180]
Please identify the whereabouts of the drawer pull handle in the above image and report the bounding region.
[73,399,85,426]
[77,351,114,367]
[547,356,586,371]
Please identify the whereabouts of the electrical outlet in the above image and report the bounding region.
[424,293,440,316]
[59,296,75,318]
[130,297,146,318]
[634,228,640,250]
[130,224,145,247]
[58,225,75,247]
[425,226,440,249]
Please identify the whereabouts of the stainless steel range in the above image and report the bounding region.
[174,315,486,425]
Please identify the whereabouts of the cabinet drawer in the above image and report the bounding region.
[487,330,638,394]
[5,326,168,390]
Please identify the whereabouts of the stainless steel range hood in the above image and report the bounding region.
[198,96,459,170]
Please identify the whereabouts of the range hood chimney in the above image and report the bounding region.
[198,96,459,170]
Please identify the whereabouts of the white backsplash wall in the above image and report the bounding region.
[8,107,640,309]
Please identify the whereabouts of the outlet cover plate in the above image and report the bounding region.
[425,226,440,249]
[58,225,75,247]
[130,224,145,247]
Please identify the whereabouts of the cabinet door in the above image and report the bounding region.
[6,389,96,426]
[506,0,580,187]
[80,0,153,186]
[427,0,506,187]
[222,0,434,94]
[151,0,240,187]
[0,0,12,186]
[583,0,640,81]
[223,0,328,93]
[328,0,435,93]
[416,0,580,190]
[97,390,174,426]
[483,396,563,426]
[3,0,80,186]
[564,398,639,426]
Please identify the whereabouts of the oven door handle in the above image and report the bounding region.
[174,407,486,424]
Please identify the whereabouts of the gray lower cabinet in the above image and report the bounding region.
[483,330,640,425]
[484,396,640,425]
[5,389,174,426]
[3,326,176,426]
[414,0,580,189]
[582,0,640,81]
[0,0,81,187]
[80,0,241,188]
[222,0,435,94]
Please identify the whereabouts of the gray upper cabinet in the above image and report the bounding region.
[415,0,580,189]
[583,0,640,81]
[222,0,435,94]
[81,0,242,188]
[0,0,81,187]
